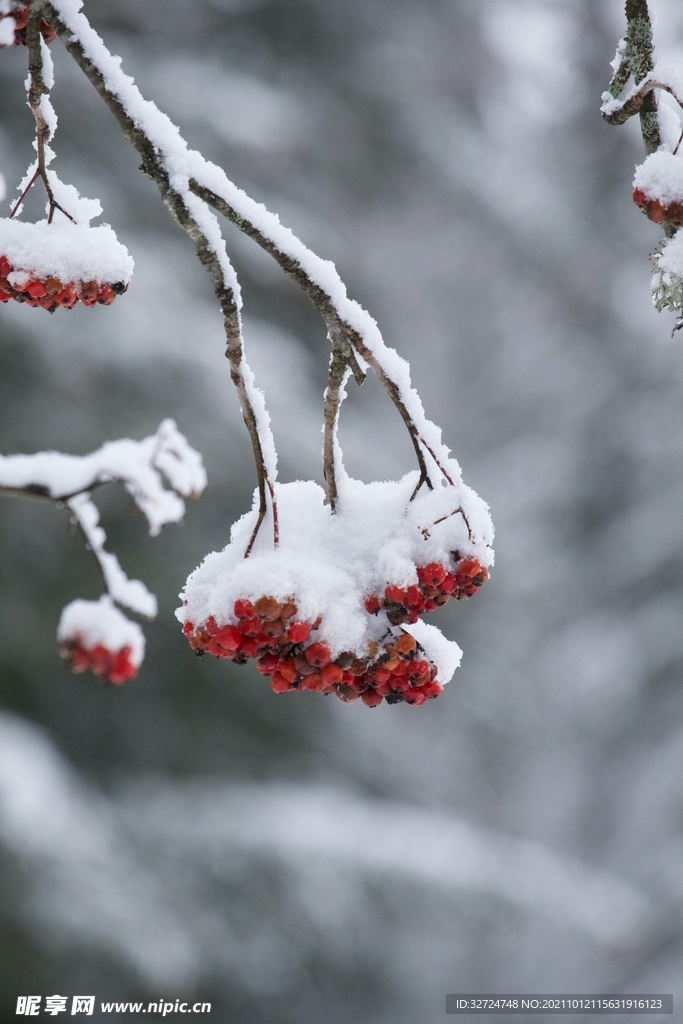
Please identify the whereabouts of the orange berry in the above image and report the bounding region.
[255,595,281,620]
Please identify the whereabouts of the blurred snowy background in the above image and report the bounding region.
[1,0,683,1020]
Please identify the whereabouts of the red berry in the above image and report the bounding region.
[0,256,13,276]
[270,672,292,693]
[302,672,323,691]
[321,663,344,685]
[97,282,116,306]
[214,625,241,651]
[239,617,261,636]
[287,621,310,644]
[256,652,279,675]
[239,637,259,659]
[234,598,255,619]
[632,187,648,210]
[364,595,381,614]
[384,584,406,604]
[278,660,299,684]
[55,285,78,307]
[25,279,47,298]
[457,557,481,578]
[418,562,447,586]
[361,690,383,707]
[305,642,331,668]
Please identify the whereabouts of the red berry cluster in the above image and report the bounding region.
[0,256,127,312]
[364,556,489,626]
[59,638,138,685]
[2,5,56,45]
[182,595,443,707]
[632,187,683,228]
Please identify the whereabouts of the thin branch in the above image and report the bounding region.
[11,3,73,222]
[0,477,107,503]
[602,77,683,127]
[323,349,349,512]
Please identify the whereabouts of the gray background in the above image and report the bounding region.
[1,0,683,1021]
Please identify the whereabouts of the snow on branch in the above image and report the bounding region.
[603,0,662,155]
[67,493,157,618]
[601,69,683,127]
[0,419,206,684]
[36,0,278,553]
[39,0,462,506]
[0,418,206,535]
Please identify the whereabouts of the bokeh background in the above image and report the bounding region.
[1,0,683,1020]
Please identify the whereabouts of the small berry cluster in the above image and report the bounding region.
[58,637,138,685]
[364,556,489,626]
[632,187,683,228]
[0,256,127,311]
[1,5,56,44]
[182,595,443,707]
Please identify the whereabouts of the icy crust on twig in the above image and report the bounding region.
[45,0,454,475]
[0,218,133,285]
[178,476,492,673]
[0,419,207,536]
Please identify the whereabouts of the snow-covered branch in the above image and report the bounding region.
[0,418,206,535]
[601,71,683,128]
[38,0,277,551]
[39,0,462,503]
[67,494,157,618]
[0,419,206,684]
[603,0,661,155]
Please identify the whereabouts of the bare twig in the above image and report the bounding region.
[420,506,472,541]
